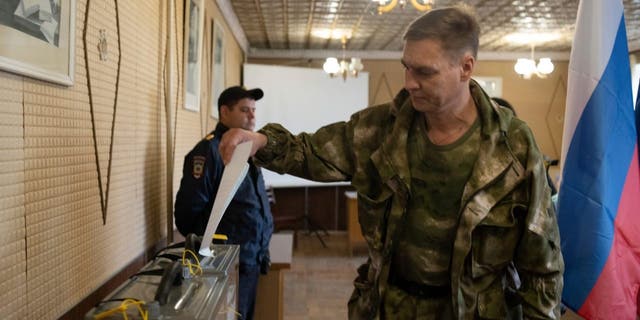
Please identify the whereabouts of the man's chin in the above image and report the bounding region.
[410,99,429,110]
[411,97,438,111]
[410,96,425,105]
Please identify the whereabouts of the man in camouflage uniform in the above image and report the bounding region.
[219,5,563,319]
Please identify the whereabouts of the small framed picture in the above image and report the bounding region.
[210,19,225,118]
[0,0,76,85]
[183,0,205,111]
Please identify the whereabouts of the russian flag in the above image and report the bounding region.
[558,0,640,318]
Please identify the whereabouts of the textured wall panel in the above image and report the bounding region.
[0,0,244,318]
[21,0,167,318]
[0,71,27,320]
[23,52,105,319]
[173,0,204,202]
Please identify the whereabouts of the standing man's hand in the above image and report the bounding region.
[219,128,268,164]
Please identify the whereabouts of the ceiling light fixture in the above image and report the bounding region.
[504,32,562,45]
[514,45,554,79]
[323,36,364,81]
[311,28,352,40]
[372,0,434,14]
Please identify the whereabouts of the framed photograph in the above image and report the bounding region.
[210,19,225,118]
[183,0,205,111]
[0,0,76,86]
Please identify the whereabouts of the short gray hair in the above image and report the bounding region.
[403,5,480,59]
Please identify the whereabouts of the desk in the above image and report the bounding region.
[255,232,293,320]
[345,191,366,256]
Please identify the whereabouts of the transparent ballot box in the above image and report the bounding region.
[85,242,239,320]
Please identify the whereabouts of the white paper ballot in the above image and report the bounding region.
[199,141,253,257]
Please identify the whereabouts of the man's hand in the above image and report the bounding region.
[219,128,268,164]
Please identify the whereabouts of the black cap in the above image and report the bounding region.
[217,86,264,108]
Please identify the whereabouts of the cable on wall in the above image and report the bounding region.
[163,0,182,243]
[163,0,183,241]
[171,0,182,171]
[83,0,123,225]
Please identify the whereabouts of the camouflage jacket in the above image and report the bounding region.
[255,80,564,319]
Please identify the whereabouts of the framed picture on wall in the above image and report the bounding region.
[0,0,76,86]
[210,19,225,118]
[183,0,205,111]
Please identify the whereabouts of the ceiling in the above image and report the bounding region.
[217,0,640,60]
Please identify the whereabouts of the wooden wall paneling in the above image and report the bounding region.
[271,185,355,232]
[307,186,339,231]
[271,187,306,230]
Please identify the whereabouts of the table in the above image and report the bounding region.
[255,232,293,320]
[345,191,367,256]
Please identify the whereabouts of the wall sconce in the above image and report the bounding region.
[372,0,433,14]
[514,45,554,79]
[323,36,364,81]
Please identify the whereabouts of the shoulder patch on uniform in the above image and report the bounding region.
[205,133,215,141]
[192,156,206,179]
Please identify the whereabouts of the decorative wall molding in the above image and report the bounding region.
[83,0,122,224]
[546,75,568,159]
[247,48,571,61]
[372,72,394,105]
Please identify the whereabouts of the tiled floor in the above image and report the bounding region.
[281,231,367,320]
[281,231,585,319]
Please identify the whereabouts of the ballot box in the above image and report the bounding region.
[85,243,239,320]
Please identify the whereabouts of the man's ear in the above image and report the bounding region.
[460,53,475,81]
[219,105,229,120]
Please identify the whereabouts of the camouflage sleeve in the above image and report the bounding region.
[254,121,355,182]
[511,124,564,319]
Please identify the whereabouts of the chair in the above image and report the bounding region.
[267,186,328,248]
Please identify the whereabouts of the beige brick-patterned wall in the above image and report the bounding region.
[0,71,26,320]
[0,0,244,318]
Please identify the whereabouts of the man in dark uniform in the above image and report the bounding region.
[174,86,273,320]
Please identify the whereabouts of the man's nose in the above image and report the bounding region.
[404,70,419,90]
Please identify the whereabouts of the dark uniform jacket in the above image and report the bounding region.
[254,80,564,319]
[174,123,273,266]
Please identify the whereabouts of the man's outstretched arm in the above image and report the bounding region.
[219,128,267,164]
